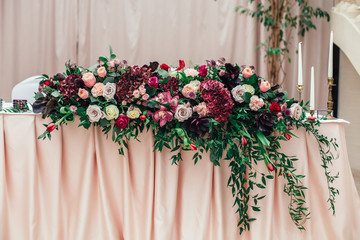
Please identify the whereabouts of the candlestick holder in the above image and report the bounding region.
[326,77,336,120]
[310,110,315,117]
[297,84,303,102]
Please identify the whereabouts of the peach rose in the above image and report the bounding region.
[182,84,196,99]
[78,88,89,99]
[97,67,107,78]
[242,67,254,79]
[82,72,96,87]
[249,95,264,111]
[91,83,104,97]
[259,79,271,92]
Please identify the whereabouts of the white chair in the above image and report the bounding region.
[11,76,42,104]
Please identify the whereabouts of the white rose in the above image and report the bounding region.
[102,82,116,100]
[126,106,141,119]
[243,84,255,95]
[86,105,102,122]
[290,103,302,120]
[184,68,199,78]
[105,105,119,120]
[231,85,247,103]
[189,80,201,93]
[174,104,193,122]
[169,68,178,77]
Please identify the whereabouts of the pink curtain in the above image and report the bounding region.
[1,114,359,239]
[1,0,332,110]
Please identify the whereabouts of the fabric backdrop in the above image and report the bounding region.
[1,114,360,239]
[1,0,332,109]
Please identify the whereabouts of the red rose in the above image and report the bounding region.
[116,115,130,129]
[44,80,50,86]
[148,76,159,88]
[198,65,207,77]
[284,132,292,140]
[269,102,281,114]
[189,144,197,151]
[140,115,146,121]
[175,60,185,71]
[241,136,247,146]
[160,64,170,71]
[267,163,274,172]
[46,123,56,132]
[307,116,316,121]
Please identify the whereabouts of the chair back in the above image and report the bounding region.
[11,76,42,104]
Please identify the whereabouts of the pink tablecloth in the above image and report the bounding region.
[0,114,359,240]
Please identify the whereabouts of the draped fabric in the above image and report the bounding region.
[0,114,359,239]
[1,0,332,109]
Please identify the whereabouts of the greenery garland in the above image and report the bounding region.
[34,48,338,235]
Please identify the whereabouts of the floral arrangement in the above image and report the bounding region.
[34,48,338,235]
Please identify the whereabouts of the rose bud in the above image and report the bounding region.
[241,136,247,146]
[284,132,292,140]
[242,67,253,79]
[140,115,146,121]
[44,80,50,86]
[267,163,275,172]
[189,144,197,151]
[46,123,56,132]
[160,64,170,71]
[259,79,271,92]
[307,116,316,121]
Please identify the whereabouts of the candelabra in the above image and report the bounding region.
[297,84,303,103]
[326,77,336,119]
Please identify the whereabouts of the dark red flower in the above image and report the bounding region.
[161,77,180,95]
[46,123,56,132]
[200,79,234,122]
[116,115,130,129]
[198,65,207,77]
[284,132,292,140]
[269,102,281,114]
[267,163,275,172]
[307,116,316,121]
[189,144,197,150]
[160,64,170,71]
[44,81,50,86]
[175,60,185,71]
[148,76,159,88]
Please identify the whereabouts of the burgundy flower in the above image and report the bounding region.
[198,65,207,77]
[255,111,275,136]
[116,115,130,129]
[58,74,82,103]
[161,77,180,95]
[184,118,210,135]
[219,63,241,90]
[160,64,170,71]
[269,102,281,114]
[200,79,234,122]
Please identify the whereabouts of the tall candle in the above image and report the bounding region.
[298,42,303,85]
[328,31,333,78]
[310,66,315,110]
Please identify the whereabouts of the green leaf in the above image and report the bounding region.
[256,130,270,147]
[99,56,108,62]
[35,92,44,100]
[51,91,61,98]
[157,69,170,78]
[103,77,115,84]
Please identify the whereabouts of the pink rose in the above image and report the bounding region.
[139,85,146,95]
[116,115,129,129]
[97,67,107,78]
[198,65,207,77]
[242,67,254,79]
[133,90,140,98]
[91,83,104,97]
[108,60,115,68]
[182,84,196,99]
[249,95,264,111]
[259,80,271,92]
[113,58,120,65]
[193,102,209,118]
[78,88,89,99]
[69,105,78,113]
[142,94,149,100]
[148,77,159,88]
[82,72,96,87]
[184,68,198,77]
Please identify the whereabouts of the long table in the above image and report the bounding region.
[0,114,359,239]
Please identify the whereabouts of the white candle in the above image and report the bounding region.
[328,31,333,78]
[298,42,303,85]
[310,66,315,110]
